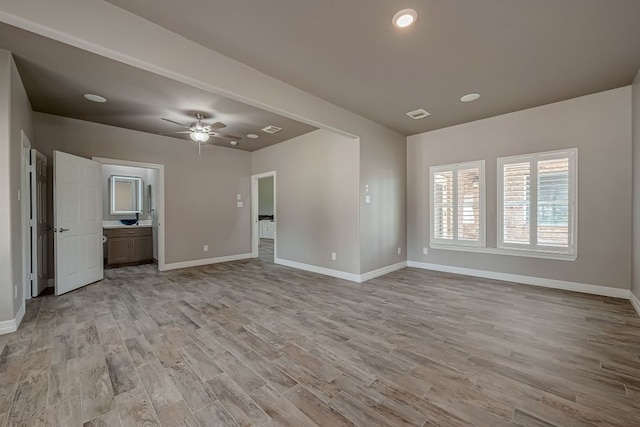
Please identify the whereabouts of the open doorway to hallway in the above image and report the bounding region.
[252,171,276,263]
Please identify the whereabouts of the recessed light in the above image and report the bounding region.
[247,134,259,139]
[230,141,238,146]
[393,9,417,28]
[406,108,430,120]
[461,93,480,102]
[83,93,107,103]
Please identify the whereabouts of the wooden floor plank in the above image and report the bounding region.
[2,241,638,427]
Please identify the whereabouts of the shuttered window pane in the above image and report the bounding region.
[537,158,569,247]
[433,171,453,240]
[503,162,530,244]
[458,168,480,241]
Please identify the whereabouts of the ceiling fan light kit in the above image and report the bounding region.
[162,113,241,154]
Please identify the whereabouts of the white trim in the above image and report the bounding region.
[92,157,166,271]
[275,258,361,283]
[163,253,253,271]
[428,244,577,261]
[274,258,407,283]
[630,292,640,317]
[407,261,629,299]
[251,171,277,259]
[360,262,408,282]
[0,302,25,335]
[21,131,32,301]
[497,148,577,257]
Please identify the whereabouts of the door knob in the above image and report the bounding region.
[56,228,70,233]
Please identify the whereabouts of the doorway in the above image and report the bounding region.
[251,171,276,263]
[93,157,166,271]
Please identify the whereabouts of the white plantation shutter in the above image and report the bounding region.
[537,158,569,247]
[430,161,485,247]
[498,149,576,255]
[433,171,454,240]
[458,168,481,241]
[502,162,531,244]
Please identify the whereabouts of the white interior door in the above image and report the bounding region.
[31,149,49,297]
[54,151,103,295]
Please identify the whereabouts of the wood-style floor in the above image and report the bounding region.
[1,239,639,426]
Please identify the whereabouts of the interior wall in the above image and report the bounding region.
[0,50,33,324]
[33,112,252,268]
[408,87,632,290]
[258,176,274,216]
[632,68,640,301]
[0,1,407,278]
[359,128,407,274]
[252,129,360,274]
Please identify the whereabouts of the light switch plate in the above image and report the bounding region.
[237,194,242,200]
[237,201,243,208]
[365,195,371,204]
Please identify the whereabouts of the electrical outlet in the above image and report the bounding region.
[237,201,243,208]
[331,252,337,261]
[204,245,208,252]
[397,247,402,254]
[423,247,429,255]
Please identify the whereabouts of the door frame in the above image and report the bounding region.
[93,157,166,270]
[251,171,276,258]
[21,131,32,301]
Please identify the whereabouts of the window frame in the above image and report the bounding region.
[429,160,486,249]
[497,148,577,258]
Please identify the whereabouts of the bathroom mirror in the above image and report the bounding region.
[110,175,143,215]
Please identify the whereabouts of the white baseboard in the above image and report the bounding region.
[360,261,408,282]
[275,258,408,283]
[162,253,253,271]
[407,261,630,299]
[274,258,361,282]
[0,302,25,335]
[630,292,640,316]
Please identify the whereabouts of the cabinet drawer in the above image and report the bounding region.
[105,227,152,238]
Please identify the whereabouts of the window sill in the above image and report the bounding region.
[429,244,577,261]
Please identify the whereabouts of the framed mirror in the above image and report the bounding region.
[110,175,143,215]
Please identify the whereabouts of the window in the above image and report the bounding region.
[430,160,485,247]
[498,148,576,255]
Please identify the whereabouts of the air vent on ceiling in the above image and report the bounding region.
[261,125,283,134]
[406,109,430,120]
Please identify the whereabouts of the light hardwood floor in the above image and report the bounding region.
[1,248,639,426]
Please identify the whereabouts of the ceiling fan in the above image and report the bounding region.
[161,113,241,155]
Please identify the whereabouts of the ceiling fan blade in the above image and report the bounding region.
[161,118,190,128]
[205,121,226,130]
[210,131,242,140]
[159,131,191,135]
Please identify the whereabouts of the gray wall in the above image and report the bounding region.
[359,128,407,273]
[632,69,640,300]
[252,129,360,274]
[408,87,632,290]
[0,1,407,276]
[34,112,252,266]
[0,50,32,322]
[258,176,274,216]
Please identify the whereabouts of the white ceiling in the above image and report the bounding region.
[104,0,640,135]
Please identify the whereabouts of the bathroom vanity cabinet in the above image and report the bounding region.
[105,226,153,266]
